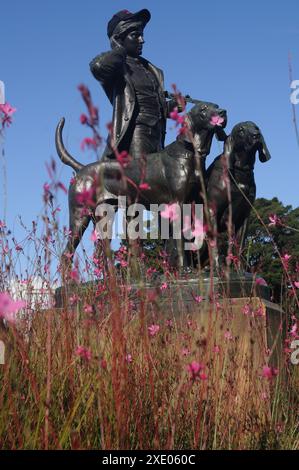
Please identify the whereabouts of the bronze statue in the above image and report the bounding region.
[89,9,180,160]
[199,121,271,266]
[56,102,227,268]
[55,8,271,275]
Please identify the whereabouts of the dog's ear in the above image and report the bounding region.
[258,134,271,162]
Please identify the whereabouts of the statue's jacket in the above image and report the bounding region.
[90,46,171,158]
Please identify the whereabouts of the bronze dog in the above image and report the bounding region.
[200,121,271,266]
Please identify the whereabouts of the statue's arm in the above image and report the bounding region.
[89,47,126,86]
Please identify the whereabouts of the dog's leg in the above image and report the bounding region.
[126,208,143,281]
[176,203,191,273]
[236,217,249,269]
[61,206,91,278]
[93,204,116,275]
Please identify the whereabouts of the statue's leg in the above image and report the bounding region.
[129,122,163,158]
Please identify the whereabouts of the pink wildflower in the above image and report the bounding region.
[80,137,98,151]
[160,282,168,291]
[224,331,233,341]
[125,354,133,364]
[262,365,278,380]
[282,254,291,269]
[243,303,252,316]
[52,206,61,217]
[90,230,98,242]
[84,304,93,313]
[120,260,128,267]
[255,277,268,286]
[80,113,88,125]
[0,292,26,323]
[294,281,299,289]
[181,348,190,357]
[187,361,207,381]
[210,115,224,126]
[268,214,281,226]
[0,103,17,127]
[178,123,188,136]
[56,182,68,194]
[261,391,270,401]
[139,182,151,190]
[170,107,185,124]
[0,103,17,116]
[160,203,179,222]
[290,322,298,338]
[43,183,51,193]
[213,345,220,354]
[275,423,285,434]
[76,187,95,206]
[148,324,160,337]
[77,84,99,126]
[116,150,131,167]
[254,306,264,317]
[226,253,240,267]
[75,346,92,361]
[70,268,79,283]
[193,295,203,304]
[199,372,208,380]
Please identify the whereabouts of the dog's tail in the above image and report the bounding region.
[55,118,84,172]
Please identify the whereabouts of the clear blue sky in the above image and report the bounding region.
[1,0,299,252]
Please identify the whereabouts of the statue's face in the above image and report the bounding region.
[122,26,145,57]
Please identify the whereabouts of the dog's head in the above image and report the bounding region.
[225,121,271,163]
[188,101,227,133]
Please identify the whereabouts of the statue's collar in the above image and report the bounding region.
[126,56,140,62]
[126,56,147,66]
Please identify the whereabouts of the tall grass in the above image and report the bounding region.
[0,207,298,449]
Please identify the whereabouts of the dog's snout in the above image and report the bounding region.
[218,109,227,119]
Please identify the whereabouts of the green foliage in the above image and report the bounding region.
[244,197,299,299]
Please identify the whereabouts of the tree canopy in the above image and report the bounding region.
[244,197,299,299]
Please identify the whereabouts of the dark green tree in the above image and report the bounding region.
[244,197,299,300]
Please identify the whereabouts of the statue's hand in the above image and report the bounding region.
[177,99,186,113]
[167,98,186,117]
